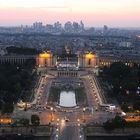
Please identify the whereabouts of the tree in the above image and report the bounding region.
[138,69,140,82]
[103,120,115,130]
[19,118,29,126]
[103,116,126,130]
[31,114,40,126]
[112,115,126,128]
[0,100,3,110]
[133,100,140,110]
[121,103,129,112]
[109,62,130,79]
[14,83,22,94]
[1,103,14,114]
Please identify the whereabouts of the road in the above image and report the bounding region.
[59,125,79,140]
[82,75,103,110]
[54,111,84,140]
[13,73,118,140]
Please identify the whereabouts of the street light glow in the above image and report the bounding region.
[85,53,95,59]
[83,108,86,112]
[39,52,51,58]
[61,119,65,124]
[78,123,80,127]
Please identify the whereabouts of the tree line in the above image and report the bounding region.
[0,61,37,114]
[100,62,140,111]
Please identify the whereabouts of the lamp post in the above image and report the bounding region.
[83,108,86,122]
[77,119,80,127]
[50,107,54,122]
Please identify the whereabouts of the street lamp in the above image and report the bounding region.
[77,119,80,127]
[50,107,53,111]
[83,108,86,112]
[50,107,54,122]
[56,134,58,138]
[83,108,86,122]
[77,119,80,122]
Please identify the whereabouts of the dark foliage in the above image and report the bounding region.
[0,62,36,113]
[100,62,140,111]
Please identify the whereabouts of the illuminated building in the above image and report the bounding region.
[0,51,140,68]
[78,52,99,68]
[98,55,140,67]
[36,51,55,67]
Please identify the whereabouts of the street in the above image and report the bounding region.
[13,73,117,140]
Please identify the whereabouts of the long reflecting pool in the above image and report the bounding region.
[59,91,76,107]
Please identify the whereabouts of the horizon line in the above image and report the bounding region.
[0,24,140,29]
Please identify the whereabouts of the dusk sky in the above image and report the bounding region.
[0,0,140,27]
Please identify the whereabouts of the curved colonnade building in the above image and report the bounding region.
[0,55,36,65]
[0,51,140,68]
[36,52,140,68]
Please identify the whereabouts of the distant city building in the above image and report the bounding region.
[73,22,80,32]
[54,21,62,32]
[80,20,84,30]
[103,25,108,35]
[46,24,54,33]
[0,20,139,37]
[33,22,43,32]
[119,41,132,47]
[86,27,95,34]
[64,21,73,32]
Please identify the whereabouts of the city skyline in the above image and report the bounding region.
[0,0,140,27]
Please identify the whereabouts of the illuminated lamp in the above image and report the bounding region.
[85,53,94,59]
[39,53,51,58]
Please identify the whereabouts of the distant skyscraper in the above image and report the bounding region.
[54,21,62,32]
[33,22,43,32]
[80,21,84,30]
[103,25,108,35]
[33,22,43,29]
[46,24,54,33]
[64,21,73,32]
[73,22,80,32]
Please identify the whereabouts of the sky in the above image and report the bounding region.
[0,0,140,27]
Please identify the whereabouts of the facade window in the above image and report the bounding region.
[45,59,48,66]
[88,59,91,65]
